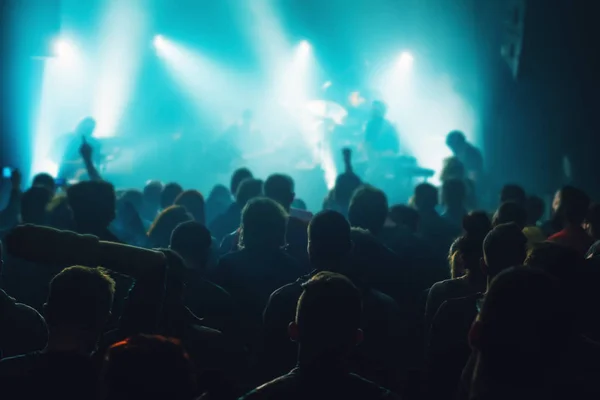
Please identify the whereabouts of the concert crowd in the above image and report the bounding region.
[0,129,600,400]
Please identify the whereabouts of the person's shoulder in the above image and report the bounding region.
[239,372,299,400]
[346,373,401,399]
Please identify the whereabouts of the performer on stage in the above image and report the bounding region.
[57,117,102,180]
[445,130,483,181]
[363,100,400,161]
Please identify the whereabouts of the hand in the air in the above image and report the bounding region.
[10,169,22,190]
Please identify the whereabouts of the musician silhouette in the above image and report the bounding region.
[57,117,102,180]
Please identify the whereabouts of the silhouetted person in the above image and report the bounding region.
[446,130,483,181]
[210,178,263,244]
[549,185,593,256]
[141,180,163,223]
[101,334,198,400]
[493,201,527,229]
[148,205,193,248]
[230,167,253,198]
[170,221,234,334]
[20,186,52,225]
[426,223,527,400]
[242,272,399,400]
[160,182,184,210]
[325,148,362,216]
[175,189,205,224]
[0,266,115,400]
[462,267,596,400]
[32,172,57,195]
[441,178,468,230]
[462,210,492,242]
[0,243,48,359]
[413,183,460,268]
[389,204,419,234]
[264,174,309,266]
[263,211,404,389]
[214,198,303,353]
[67,180,119,241]
[500,184,526,207]
[205,184,232,225]
[348,185,388,237]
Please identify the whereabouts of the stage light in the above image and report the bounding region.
[153,34,166,50]
[322,81,332,90]
[299,40,311,54]
[398,51,414,69]
[52,38,77,61]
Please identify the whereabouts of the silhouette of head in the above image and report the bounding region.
[265,174,295,211]
[483,223,527,279]
[308,210,352,270]
[160,183,183,210]
[74,117,96,137]
[371,100,387,118]
[67,180,116,229]
[442,178,467,210]
[446,130,467,153]
[389,204,419,233]
[493,201,528,229]
[20,186,52,225]
[449,235,484,278]
[102,334,196,400]
[413,183,438,212]
[230,168,253,197]
[44,266,115,343]
[235,178,263,207]
[32,173,56,194]
[553,185,590,228]
[143,181,163,204]
[289,272,362,353]
[500,184,526,207]
[348,185,388,236]
[240,197,287,250]
[463,211,492,240]
[470,267,571,390]
[170,221,212,270]
[525,195,545,226]
[148,206,193,248]
[174,190,205,224]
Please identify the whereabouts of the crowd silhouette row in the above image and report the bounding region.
[0,141,599,400]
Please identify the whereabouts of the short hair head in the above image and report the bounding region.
[32,173,56,194]
[449,235,484,277]
[20,186,52,225]
[170,221,212,269]
[160,182,184,210]
[389,204,419,233]
[441,178,467,209]
[500,184,526,207]
[446,130,466,151]
[235,178,263,206]
[294,272,362,349]
[67,180,116,228]
[475,267,572,383]
[348,185,388,235]
[264,174,295,211]
[555,185,590,226]
[413,183,438,211]
[483,223,527,277]
[143,181,163,204]
[463,210,492,240]
[240,197,287,250]
[493,201,528,229]
[308,210,352,269]
[102,334,196,400]
[148,205,193,248]
[75,117,96,136]
[174,190,205,224]
[230,168,253,196]
[45,266,115,331]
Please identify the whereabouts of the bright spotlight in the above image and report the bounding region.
[153,34,167,50]
[299,40,311,54]
[398,51,414,68]
[322,81,332,90]
[52,38,77,60]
